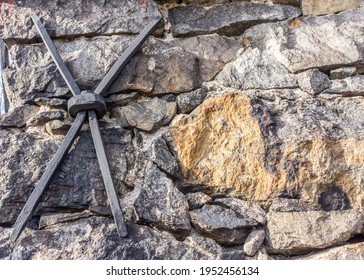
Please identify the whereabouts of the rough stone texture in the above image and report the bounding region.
[330,67,358,80]
[0,128,134,224]
[157,0,300,5]
[39,211,93,229]
[301,0,363,16]
[297,242,364,260]
[113,97,176,132]
[0,105,39,127]
[214,198,266,225]
[190,204,257,245]
[244,8,364,73]
[108,35,241,95]
[169,2,301,37]
[4,34,240,109]
[0,217,231,260]
[26,110,65,126]
[270,198,315,212]
[133,162,191,237]
[186,192,212,210]
[150,137,180,177]
[216,48,298,90]
[243,229,266,257]
[176,88,207,114]
[170,91,364,208]
[296,68,331,95]
[1,0,162,45]
[266,210,364,254]
[322,75,364,96]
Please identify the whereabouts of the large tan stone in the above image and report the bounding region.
[170,91,364,208]
[301,0,363,16]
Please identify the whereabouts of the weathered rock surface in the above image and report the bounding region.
[296,68,330,95]
[186,192,212,210]
[244,8,364,73]
[1,0,162,45]
[297,242,364,260]
[216,47,298,90]
[190,204,257,245]
[39,211,93,229]
[113,97,176,132]
[330,67,358,80]
[214,198,266,225]
[169,2,301,37]
[243,229,266,257]
[270,198,315,212]
[133,162,191,237]
[170,91,364,208]
[108,35,241,95]
[301,0,363,16]
[266,211,364,254]
[0,105,39,127]
[322,75,364,97]
[0,217,231,260]
[26,110,65,126]
[4,34,240,108]
[176,88,207,114]
[150,137,180,177]
[0,128,134,224]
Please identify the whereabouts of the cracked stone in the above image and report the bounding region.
[169,2,301,37]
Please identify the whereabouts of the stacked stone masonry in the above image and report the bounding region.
[1,0,364,259]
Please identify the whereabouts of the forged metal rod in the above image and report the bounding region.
[9,111,87,243]
[88,110,127,237]
[31,14,81,96]
[94,17,162,95]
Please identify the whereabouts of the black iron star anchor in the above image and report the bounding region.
[9,14,162,243]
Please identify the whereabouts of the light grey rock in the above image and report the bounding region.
[169,2,301,37]
[3,36,135,108]
[34,97,67,109]
[186,192,212,210]
[1,0,162,45]
[4,34,240,108]
[133,162,191,237]
[270,198,315,212]
[177,88,208,114]
[330,67,358,80]
[244,8,364,73]
[0,105,39,128]
[296,242,364,260]
[214,198,267,225]
[266,210,364,254]
[0,217,222,260]
[190,204,257,245]
[113,97,176,132]
[157,0,300,5]
[301,0,363,16]
[104,93,138,107]
[185,233,245,260]
[45,120,71,136]
[39,211,93,229]
[216,48,298,90]
[150,137,180,178]
[296,68,330,95]
[26,110,65,126]
[322,75,364,96]
[0,128,133,224]
[243,229,266,257]
[108,35,241,95]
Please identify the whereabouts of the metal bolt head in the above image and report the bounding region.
[67,91,107,119]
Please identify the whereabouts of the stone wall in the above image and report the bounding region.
[0,0,364,260]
